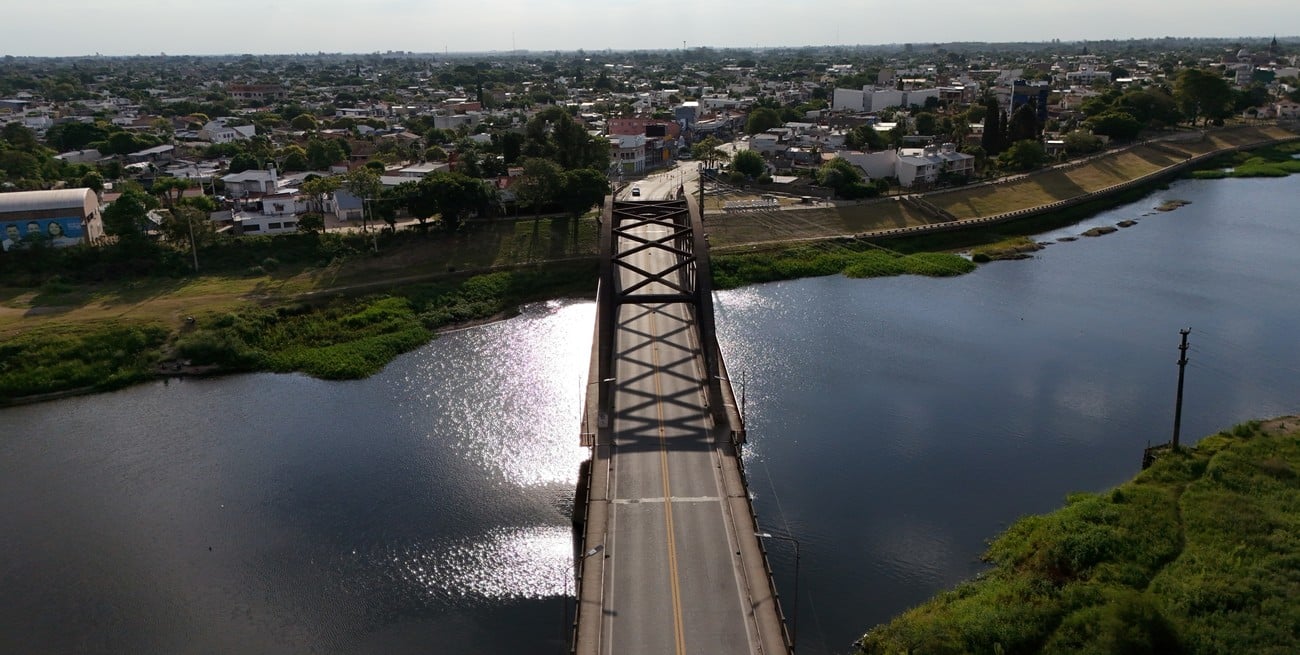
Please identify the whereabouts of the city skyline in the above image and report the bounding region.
[2,0,1298,58]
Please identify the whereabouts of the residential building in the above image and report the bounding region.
[326,190,365,221]
[227,84,287,102]
[608,117,682,140]
[610,134,646,174]
[835,150,899,180]
[896,143,975,188]
[199,119,255,144]
[397,162,450,178]
[221,167,279,198]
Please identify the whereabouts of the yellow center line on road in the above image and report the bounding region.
[649,305,688,655]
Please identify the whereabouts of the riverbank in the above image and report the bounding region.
[854,416,1300,655]
[3,126,1297,405]
[0,261,599,405]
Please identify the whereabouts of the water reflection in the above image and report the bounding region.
[396,300,594,487]
[379,526,575,604]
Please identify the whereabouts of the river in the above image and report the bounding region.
[2,176,1298,654]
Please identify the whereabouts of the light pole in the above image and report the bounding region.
[715,371,746,423]
[756,531,800,653]
[562,544,604,653]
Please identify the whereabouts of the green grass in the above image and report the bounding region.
[712,244,975,289]
[970,236,1044,262]
[0,323,170,398]
[173,262,598,380]
[1188,141,1300,179]
[856,418,1300,655]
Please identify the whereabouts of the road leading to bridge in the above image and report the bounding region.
[572,186,787,655]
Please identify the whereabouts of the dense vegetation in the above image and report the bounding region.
[0,324,170,398]
[1189,141,1300,179]
[174,262,595,379]
[856,419,1300,655]
[712,244,975,289]
[0,262,595,403]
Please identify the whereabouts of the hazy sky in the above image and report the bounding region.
[3,0,1296,57]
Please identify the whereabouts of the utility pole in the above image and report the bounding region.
[1172,328,1191,449]
[186,209,199,272]
[697,163,705,211]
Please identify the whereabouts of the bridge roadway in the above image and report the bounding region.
[573,181,788,655]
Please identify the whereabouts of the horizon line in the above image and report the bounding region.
[3,34,1297,60]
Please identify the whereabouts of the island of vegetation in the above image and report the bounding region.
[855,417,1300,655]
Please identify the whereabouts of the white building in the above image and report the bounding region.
[835,150,899,180]
[397,162,450,178]
[611,134,646,174]
[832,88,867,112]
[1066,65,1112,86]
[896,144,975,187]
[831,87,939,112]
[433,113,480,130]
[221,167,279,197]
[199,119,255,143]
[749,133,785,156]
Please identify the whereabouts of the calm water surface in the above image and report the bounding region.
[3,176,1298,653]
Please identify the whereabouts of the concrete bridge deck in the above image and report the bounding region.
[571,188,790,655]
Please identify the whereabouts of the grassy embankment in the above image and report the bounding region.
[706,126,1298,261]
[0,217,599,403]
[926,125,1298,221]
[856,418,1300,655]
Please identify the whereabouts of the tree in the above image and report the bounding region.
[731,149,766,179]
[817,157,875,198]
[1063,130,1104,156]
[745,107,782,135]
[980,97,1004,155]
[227,152,259,174]
[846,124,886,151]
[420,171,496,232]
[101,130,160,156]
[278,145,309,172]
[1,123,39,150]
[290,113,318,132]
[1086,111,1143,142]
[300,175,341,214]
[102,188,156,240]
[1116,88,1181,128]
[1006,103,1040,144]
[522,107,609,171]
[150,177,192,208]
[45,121,109,151]
[344,167,381,233]
[515,157,564,216]
[559,168,610,218]
[495,131,525,165]
[159,205,214,259]
[691,136,729,169]
[305,138,346,170]
[914,112,939,136]
[297,211,325,234]
[997,140,1048,172]
[1175,69,1233,126]
[79,171,104,194]
[423,145,447,162]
